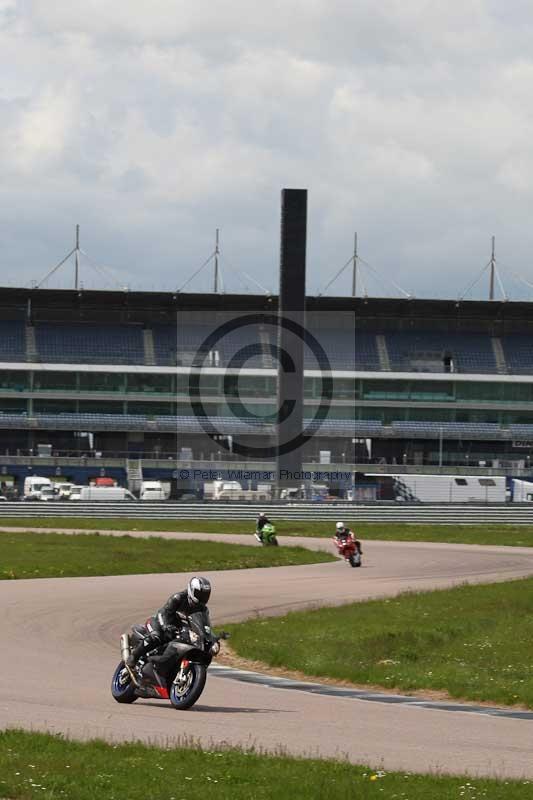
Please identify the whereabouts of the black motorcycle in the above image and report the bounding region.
[111,611,228,710]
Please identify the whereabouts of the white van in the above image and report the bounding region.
[140,481,170,501]
[76,487,137,502]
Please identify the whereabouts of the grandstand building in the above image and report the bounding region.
[1,286,533,493]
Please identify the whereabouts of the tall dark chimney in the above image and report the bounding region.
[277,188,307,487]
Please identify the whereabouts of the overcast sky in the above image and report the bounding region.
[2,1,533,299]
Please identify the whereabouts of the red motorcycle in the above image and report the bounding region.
[333,534,362,568]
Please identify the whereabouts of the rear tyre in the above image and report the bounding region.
[111,661,138,704]
[169,663,207,710]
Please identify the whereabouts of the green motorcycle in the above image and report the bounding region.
[254,522,279,546]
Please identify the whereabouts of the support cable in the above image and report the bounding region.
[458,260,492,301]
[34,248,76,288]
[177,251,215,293]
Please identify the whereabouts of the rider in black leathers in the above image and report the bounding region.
[126,576,212,668]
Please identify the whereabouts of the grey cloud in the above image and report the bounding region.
[2,2,533,299]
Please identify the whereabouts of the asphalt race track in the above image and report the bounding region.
[2,532,533,779]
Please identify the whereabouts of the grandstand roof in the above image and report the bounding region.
[2,286,533,332]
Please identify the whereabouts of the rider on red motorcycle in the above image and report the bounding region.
[335,522,362,555]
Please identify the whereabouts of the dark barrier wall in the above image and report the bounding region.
[277,188,307,487]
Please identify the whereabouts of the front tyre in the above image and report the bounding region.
[170,663,207,710]
[111,661,138,704]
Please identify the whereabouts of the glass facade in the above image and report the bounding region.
[1,370,533,429]
[0,371,29,391]
[0,370,532,405]
[79,372,125,392]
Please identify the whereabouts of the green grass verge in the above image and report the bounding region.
[226,577,533,708]
[2,516,533,546]
[0,531,334,580]
[1,730,531,799]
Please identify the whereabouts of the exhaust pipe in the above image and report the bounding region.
[120,633,131,664]
[120,632,139,686]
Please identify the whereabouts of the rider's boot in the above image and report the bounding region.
[126,640,145,668]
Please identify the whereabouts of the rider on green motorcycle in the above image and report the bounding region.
[254,511,271,543]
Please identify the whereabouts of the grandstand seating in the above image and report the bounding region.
[304,329,357,370]
[0,411,521,442]
[0,316,531,376]
[153,323,269,367]
[509,424,533,437]
[391,421,506,440]
[0,321,26,362]
[386,332,497,374]
[0,411,362,437]
[501,336,533,375]
[34,323,144,364]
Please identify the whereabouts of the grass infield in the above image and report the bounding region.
[226,577,533,708]
[0,531,334,580]
[0,730,531,799]
[2,516,533,546]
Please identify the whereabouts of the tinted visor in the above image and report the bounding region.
[191,580,211,605]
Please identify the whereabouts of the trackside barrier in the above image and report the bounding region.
[3,502,533,524]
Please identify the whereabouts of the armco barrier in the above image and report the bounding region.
[3,502,533,524]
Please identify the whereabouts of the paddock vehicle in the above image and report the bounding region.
[23,475,53,500]
[333,534,361,568]
[71,486,137,501]
[140,480,171,501]
[111,613,228,710]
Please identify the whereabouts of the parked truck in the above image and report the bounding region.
[364,473,507,503]
[23,476,53,501]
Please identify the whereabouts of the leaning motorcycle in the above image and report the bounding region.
[111,612,228,710]
[333,535,361,568]
[257,522,279,546]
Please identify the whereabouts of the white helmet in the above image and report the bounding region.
[187,576,211,606]
[336,522,345,531]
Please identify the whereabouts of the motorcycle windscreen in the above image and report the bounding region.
[188,609,211,643]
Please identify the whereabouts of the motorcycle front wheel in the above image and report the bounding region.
[111,661,138,704]
[169,663,207,710]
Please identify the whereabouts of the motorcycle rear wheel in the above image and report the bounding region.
[169,663,207,710]
[111,661,138,704]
